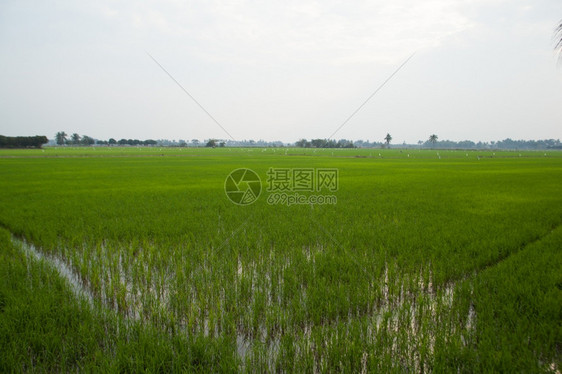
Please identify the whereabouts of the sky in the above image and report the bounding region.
[1,0,561,144]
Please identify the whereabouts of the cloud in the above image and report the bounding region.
[90,0,481,66]
[2,0,560,142]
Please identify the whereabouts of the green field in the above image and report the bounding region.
[0,147,561,372]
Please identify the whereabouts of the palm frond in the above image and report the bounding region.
[554,21,562,52]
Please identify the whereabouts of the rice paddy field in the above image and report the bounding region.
[0,146,561,372]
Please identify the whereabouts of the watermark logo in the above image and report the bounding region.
[224,168,262,205]
[266,168,338,206]
[266,192,337,206]
[225,167,338,206]
[266,168,338,192]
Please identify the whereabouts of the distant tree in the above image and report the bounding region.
[36,135,49,148]
[191,139,199,147]
[81,135,95,146]
[0,135,48,148]
[458,140,475,149]
[55,131,67,145]
[311,139,326,148]
[429,134,438,148]
[70,133,81,145]
[144,139,157,146]
[337,139,355,148]
[384,133,392,148]
[118,139,128,145]
[295,138,354,149]
[295,139,309,148]
[108,138,117,145]
[206,139,217,147]
[219,141,226,147]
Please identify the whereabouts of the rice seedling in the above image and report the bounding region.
[0,148,560,371]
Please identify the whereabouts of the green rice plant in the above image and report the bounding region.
[0,148,560,371]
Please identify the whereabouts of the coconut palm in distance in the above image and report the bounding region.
[429,134,438,148]
[384,133,392,148]
[55,131,67,145]
[70,133,81,145]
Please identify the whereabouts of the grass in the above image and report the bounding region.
[470,225,562,372]
[0,147,560,372]
[0,228,239,372]
[0,145,559,159]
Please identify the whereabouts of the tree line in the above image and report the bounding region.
[0,135,48,148]
[359,134,561,150]
[295,139,355,148]
[415,137,562,150]
[53,131,561,150]
[56,132,157,146]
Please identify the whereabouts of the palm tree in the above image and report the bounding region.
[384,133,392,148]
[429,134,438,148]
[71,133,81,145]
[55,131,67,145]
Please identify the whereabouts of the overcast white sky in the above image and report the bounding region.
[1,0,561,143]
